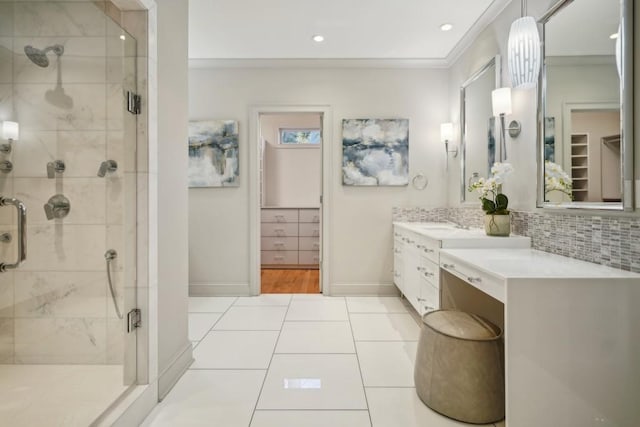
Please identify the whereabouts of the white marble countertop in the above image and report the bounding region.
[393,222,531,246]
[440,248,640,280]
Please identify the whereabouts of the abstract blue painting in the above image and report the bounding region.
[342,118,409,186]
[188,120,239,187]
[544,117,555,162]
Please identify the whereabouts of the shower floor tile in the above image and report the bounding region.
[0,364,127,427]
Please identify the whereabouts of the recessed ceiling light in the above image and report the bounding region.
[120,34,126,40]
[609,32,619,39]
[312,35,324,43]
[440,23,453,32]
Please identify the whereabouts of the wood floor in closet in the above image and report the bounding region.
[261,269,320,293]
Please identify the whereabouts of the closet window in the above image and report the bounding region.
[279,128,321,145]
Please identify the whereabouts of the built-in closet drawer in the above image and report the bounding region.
[261,223,298,237]
[299,223,320,237]
[299,209,320,223]
[299,251,320,265]
[261,207,320,268]
[299,237,320,251]
[261,237,299,251]
[261,251,298,265]
[261,209,298,223]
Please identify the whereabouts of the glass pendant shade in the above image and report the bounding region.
[507,16,541,89]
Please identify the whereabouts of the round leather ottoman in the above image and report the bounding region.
[414,310,504,424]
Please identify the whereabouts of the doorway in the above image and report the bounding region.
[249,106,332,296]
[259,112,322,293]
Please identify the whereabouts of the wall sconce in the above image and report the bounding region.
[492,88,521,162]
[507,0,541,89]
[1,121,19,154]
[441,122,457,171]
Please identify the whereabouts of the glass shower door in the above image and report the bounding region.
[0,1,139,424]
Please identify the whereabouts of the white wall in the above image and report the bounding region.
[261,113,321,207]
[156,0,191,397]
[448,0,562,211]
[189,67,450,292]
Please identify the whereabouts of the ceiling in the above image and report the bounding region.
[545,0,620,57]
[188,0,505,64]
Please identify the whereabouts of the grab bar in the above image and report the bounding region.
[0,197,26,272]
[105,249,123,319]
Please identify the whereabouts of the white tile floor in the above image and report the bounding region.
[142,295,503,427]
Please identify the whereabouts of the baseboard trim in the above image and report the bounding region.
[330,283,400,296]
[97,383,157,427]
[189,283,252,296]
[158,342,193,400]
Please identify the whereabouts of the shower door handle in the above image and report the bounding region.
[0,197,26,272]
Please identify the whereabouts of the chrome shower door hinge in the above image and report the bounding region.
[127,92,141,115]
[127,308,141,332]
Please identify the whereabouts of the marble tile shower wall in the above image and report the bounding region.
[0,1,137,364]
[392,207,640,273]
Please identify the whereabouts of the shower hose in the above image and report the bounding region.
[105,249,123,319]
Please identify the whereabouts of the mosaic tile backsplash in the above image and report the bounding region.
[392,207,640,273]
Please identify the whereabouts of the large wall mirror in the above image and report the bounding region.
[460,55,501,203]
[538,0,633,210]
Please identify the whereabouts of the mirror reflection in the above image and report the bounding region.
[541,0,623,206]
[460,56,500,203]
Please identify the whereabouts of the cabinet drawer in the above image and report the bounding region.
[299,251,320,265]
[261,209,298,223]
[415,237,439,264]
[261,223,298,237]
[261,237,298,251]
[299,236,320,251]
[299,223,320,237]
[419,277,439,314]
[417,257,438,288]
[440,253,505,303]
[299,209,320,223]
[261,250,298,265]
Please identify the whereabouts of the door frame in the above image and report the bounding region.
[249,105,333,295]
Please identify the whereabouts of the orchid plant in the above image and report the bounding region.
[544,161,573,199]
[468,162,514,215]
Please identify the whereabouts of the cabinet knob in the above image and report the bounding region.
[394,249,401,254]
[424,248,434,253]
[422,271,435,278]
[467,277,482,283]
[442,263,455,270]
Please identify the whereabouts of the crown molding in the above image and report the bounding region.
[188,0,513,70]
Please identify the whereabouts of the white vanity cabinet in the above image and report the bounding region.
[392,222,530,315]
[439,248,640,427]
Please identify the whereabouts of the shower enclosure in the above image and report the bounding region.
[0,1,141,424]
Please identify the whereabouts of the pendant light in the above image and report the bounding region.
[507,0,541,89]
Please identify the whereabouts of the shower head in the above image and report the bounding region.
[24,44,64,68]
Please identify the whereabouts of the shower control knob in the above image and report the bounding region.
[43,194,70,220]
[46,160,65,178]
[97,160,118,177]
